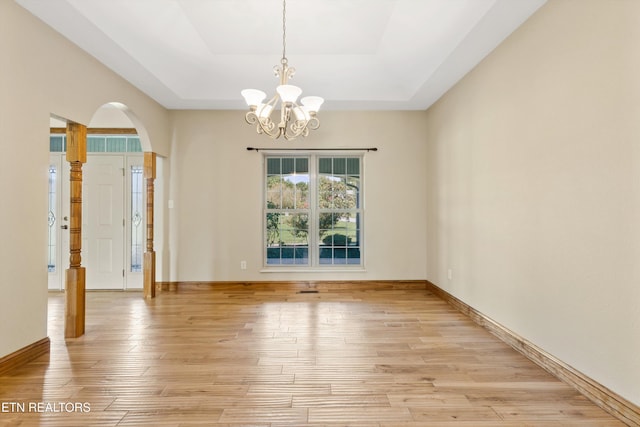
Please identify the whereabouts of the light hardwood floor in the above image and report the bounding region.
[0,284,624,426]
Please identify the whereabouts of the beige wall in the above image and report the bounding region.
[0,1,170,358]
[167,110,428,282]
[3,0,638,410]
[425,0,640,405]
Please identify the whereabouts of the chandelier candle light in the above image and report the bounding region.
[241,0,324,140]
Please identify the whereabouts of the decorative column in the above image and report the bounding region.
[143,152,156,299]
[65,122,87,338]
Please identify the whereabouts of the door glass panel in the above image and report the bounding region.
[47,165,57,272]
[131,165,144,272]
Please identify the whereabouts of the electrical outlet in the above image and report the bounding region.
[240,261,247,270]
[447,269,452,280]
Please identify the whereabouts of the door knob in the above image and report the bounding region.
[61,225,68,230]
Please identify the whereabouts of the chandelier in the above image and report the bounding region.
[241,0,324,140]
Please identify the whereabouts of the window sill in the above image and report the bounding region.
[260,267,366,273]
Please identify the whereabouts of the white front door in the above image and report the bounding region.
[83,155,125,290]
[48,152,144,290]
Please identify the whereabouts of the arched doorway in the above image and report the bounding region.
[47,103,154,291]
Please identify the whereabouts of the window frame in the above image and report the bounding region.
[262,152,365,270]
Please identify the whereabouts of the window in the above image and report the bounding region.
[49,135,142,153]
[317,157,362,265]
[264,155,363,267]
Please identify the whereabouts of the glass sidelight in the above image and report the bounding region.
[47,165,57,273]
[130,165,144,273]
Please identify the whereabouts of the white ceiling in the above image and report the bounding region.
[17,0,546,111]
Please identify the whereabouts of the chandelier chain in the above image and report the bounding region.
[282,0,287,63]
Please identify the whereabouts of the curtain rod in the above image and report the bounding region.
[247,147,377,152]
